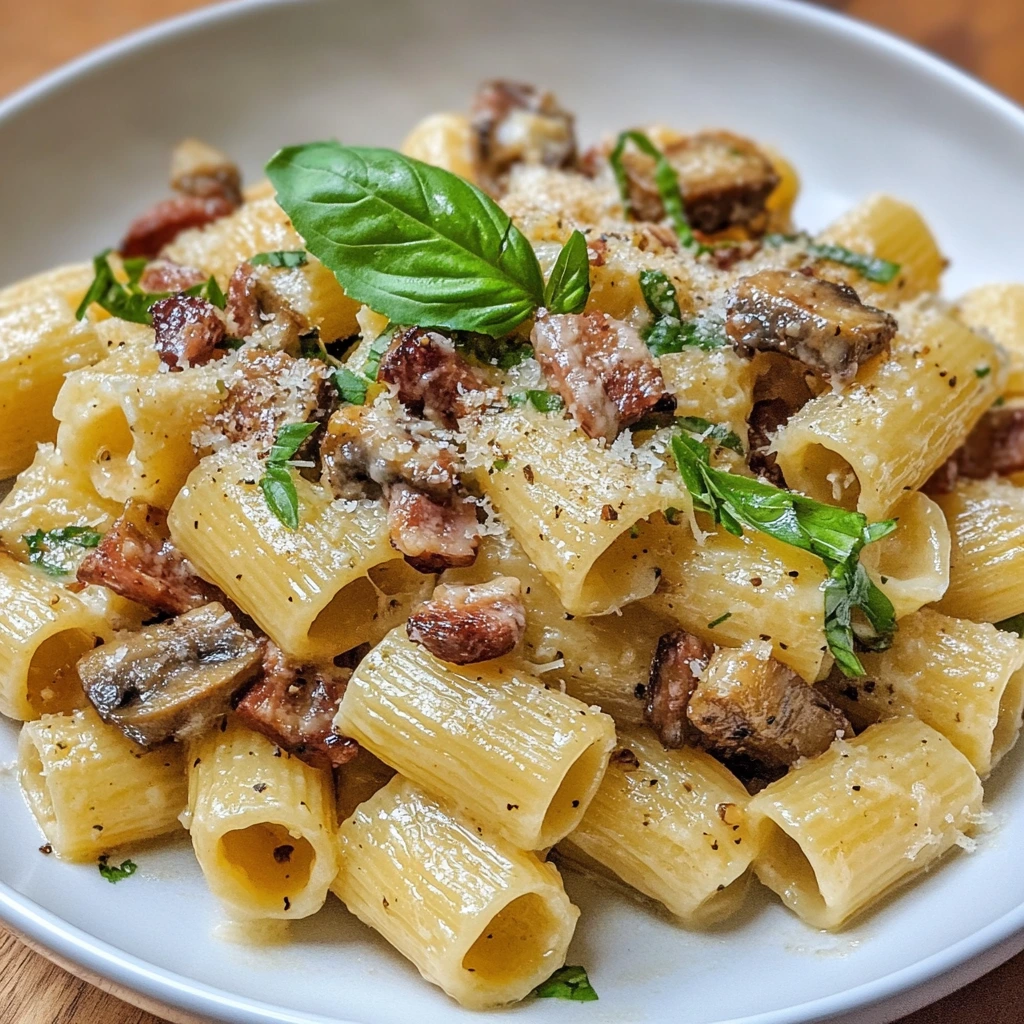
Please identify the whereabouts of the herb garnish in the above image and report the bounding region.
[671,432,896,675]
[707,611,733,629]
[763,233,901,285]
[676,415,744,455]
[975,366,992,379]
[332,366,369,405]
[267,144,589,338]
[76,250,225,323]
[260,422,320,529]
[638,270,726,354]
[250,249,308,268]
[609,131,695,247]
[98,855,137,883]
[995,614,1024,638]
[533,965,598,1002]
[543,229,591,315]
[508,389,565,413]
[23,526,103,577]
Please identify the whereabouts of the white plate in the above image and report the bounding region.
[3,1,1024,1021]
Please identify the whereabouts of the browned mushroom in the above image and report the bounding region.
[643,630,713,749]
[149,293,226,370]
[170,138,243,207]
[726,269,897,385]
[79,603,264,746]
[924,406,1024,494]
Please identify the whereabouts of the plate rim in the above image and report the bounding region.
[4,0,1024,1020]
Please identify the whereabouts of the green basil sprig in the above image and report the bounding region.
[260,421,320,529]
[266,143,590,337]
[23,526,103,577]
[764,233,901,285]
[609,130,695,247]
[671,432,897,675]
[533,965,598,1002]
[638,270,726,355]
[250,249,307,268]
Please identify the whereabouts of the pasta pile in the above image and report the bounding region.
[2,82,1022,1010]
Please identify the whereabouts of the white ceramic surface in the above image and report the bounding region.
[3,1,1024,1021]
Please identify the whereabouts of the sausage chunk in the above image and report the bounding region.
[406,576,526,664]
[726,269,897,385]
[470,80,576,191]
[170,138,243,207]
[79,603,263,746]
[77,502,224,616]
[209,349,334,448]
[378,327,494,427]
[531,311,672,439]
[225,261,305,347]
[138,259,207,294]
[234,642,359,770]
[119,195,236,259]
[644,630,713,749]
[687,643,850,771]
[385,483,480,574]
[149,294,226,370]
[924,407,1024,494]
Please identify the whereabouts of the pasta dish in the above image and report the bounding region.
[2,80,1022,1009]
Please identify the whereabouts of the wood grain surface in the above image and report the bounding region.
[2,1,1024,1022]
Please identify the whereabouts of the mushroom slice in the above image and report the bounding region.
[79,603,263,746]
[727,269,897,384]
[170,138,243,207]
[406,576,526,664]
[687,642,849,771]
[643,630,713,749]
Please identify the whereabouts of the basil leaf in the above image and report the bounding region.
[676,415,744,454]
[98,855,137,884]
[671,431,896,674]
[995,614,1024,638]
[363,329,396,381]
[75,250,117,320]
[260,463,301,530]
[268,421,320,465]
[609,130,694,247]
[509,389,564,413]
[639,269,681,320]
[764,233,901,285]
[267,143,545,337]
[203,274,226,310]
[23,526,103,577]
[533,965,598,1002]
[122,256,148,288]
[250,249,308,268]
[638,270,726,355]
[333,366,369,405]
[544,230,590,315]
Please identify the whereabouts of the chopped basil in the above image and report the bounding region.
[456,333,533,370]
[639,269,680,320]
[223,336,245,351]
[544,230,591,315]
[202,274,227,310]
[267,143,546,337]
[249,249,308,268]
[671,432,896,675]
[676,415,744,455]
[261,421,321,530]
[98,855,137,884]
[764,233,901,285]
[491,458,510,472]
[707,611,733,629]
[533,965,598,1002]
[23,526,103,577]
[638,270,726,354]
[609,130,694,247]
[995,614,1024,638]
[509,389,564,413]
[362,329,396,381]
[333,366,369,405]
[975,366,992,379]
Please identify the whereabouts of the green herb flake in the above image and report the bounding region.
[98,855,137,884]
[676,415,744,455]
[362,329,396,381]
[638,270,726,355]
[975,366,992,379]
[509,389,564,413]
[707,611,733,629]
[670,431,896,675]
[544,230,591,315]
[23,526,103,577]
[491,458,510,472]
[249,249,308,268]
[223,336,245,351]
[533,965,598,1002]
[266,144,545,337]
[268,421,320,465]
[609,131,694,247]
[333,366,369,405]
[763,233,901,285]
[202,274,227,310]
[995,614,1024,638]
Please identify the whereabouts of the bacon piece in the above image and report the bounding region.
[644,630,713,749]
[234,642,359,770]
[924,407,1024,495]
[320,403,462,503]
[210,349,334,447]
[727,269,897,384]
[470,80,576,191]
[687,643,849,771]
[531,311,672,439]
[149,294,225,371]
[138,259,207,294]
[407,576,526,664]
[386,483,479,573]
[378,328,493,427]
[77,502,224,616]
[170,138,243,207]
[119,195,235,259]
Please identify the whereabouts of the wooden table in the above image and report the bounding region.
[3,1,1024,1021]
